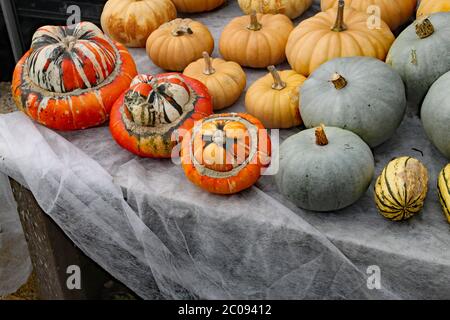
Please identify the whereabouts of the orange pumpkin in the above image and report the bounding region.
[286,0,394,76]
[171,0,225,13]
[181,113,271,194]
[110,73,213,158]
[11,22,137,131]
[321,0,417,31]
[417,0,450,17]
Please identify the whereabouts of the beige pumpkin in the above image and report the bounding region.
[219,12,293,68]
[245,66,306,128]
[171,0,225,12]
[101,0,177,48]
[146,18,214,71]
[184,52,247,110]
[238,0,313,19]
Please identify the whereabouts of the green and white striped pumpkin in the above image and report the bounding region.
[437,164,450,225]
[374,157,429,221]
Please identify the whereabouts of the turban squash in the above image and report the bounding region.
[237,0,313,19]
[100,0,177,48]
[11,22,137,131]
[374,157,429,221]
[286,0,394,76]
[321,0,417,31]
[110,73,213,158]
[438,164,450,224]
[170,0,225,13]
[181,113,271,194]
[417,0,450,18]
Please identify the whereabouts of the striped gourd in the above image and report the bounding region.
[374,157,429,221]
[437,164,450,224]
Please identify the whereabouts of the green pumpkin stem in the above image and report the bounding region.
[415,17,434,39]
[172,25,194,36]
[202,52,216,75]
[315,125,329,146]
[330,73,347,90]
[268,65,287,90]
[331,0,347,32]
[247,11,262,31]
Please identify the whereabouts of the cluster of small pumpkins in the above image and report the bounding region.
[9,0,450,225]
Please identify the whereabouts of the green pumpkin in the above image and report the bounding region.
[300,57,406,148]
[386,13,450,109]
[275,126,375,212]
[421,70,450,159]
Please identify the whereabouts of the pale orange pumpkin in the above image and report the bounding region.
[245,66,306,129]
[321,0,417,31]
[238,0,313,19]
[146,18,214,71]
[171,0,225,13]
[219,12,294,68]
[286,0,394,76]
[101,0,177,48]
[417,0,450,17]
[183,52,247,110]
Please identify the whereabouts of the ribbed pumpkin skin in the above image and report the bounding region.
[321,0,417,31]
[386,13,450,109]
[418,0,450,18]
[11,22,137,131]
[101,0,177,48]
[238,0,313,19]
[146,19,214,71]
[437,164,450,224]
[300,57,406,147]
[110,73,213,158]
[374,157,428,221]
[421,71,450,159]
[171,0,225,13]
[183,56,246,110]
[245,69,306,129]
[219,13,293,68]
[286,7,394,76]
[275,127,374,212]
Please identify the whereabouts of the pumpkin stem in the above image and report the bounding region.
[331,0,347,32]
[172,25,194,36]
[415,17,434,39]
[202,52,216,75]
[315,124,329,146]
[268,65,286,90]
[247,11,262,31]
[330,73,347,90]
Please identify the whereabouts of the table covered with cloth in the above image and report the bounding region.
[0,0,449,299]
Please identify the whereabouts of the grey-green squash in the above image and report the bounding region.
[275,125,375,212]
[421,70,450,159]
[386,13,450,109]
[300,57,406,148]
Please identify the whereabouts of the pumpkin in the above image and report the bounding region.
[181,113,271,194]
[386,13,450,109]
[219,12,293,68]
[321,0,417,31]
[245,65,306,129]
[285,0,394,76]
[374,157,428,221]
[100,0,177,48]
[417,0,450,18]
[421,71,450,159]
[171,0,225,13]
[276,125,374,212]
[110,73,213,158]
[183,52,247,111]
[300,57,406,148]
[146,18,214,71]
[11,22,137,131]
[238,0,313,19]
[437,164,450,224]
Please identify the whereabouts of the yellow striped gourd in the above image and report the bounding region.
[374,157,429,221]
[437,164,450,224]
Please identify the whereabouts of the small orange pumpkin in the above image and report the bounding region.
[171,0,225,13]
[181,113,271,194]
[219,12,293,68]
[146,18,214,71]
[417,0,450,18]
